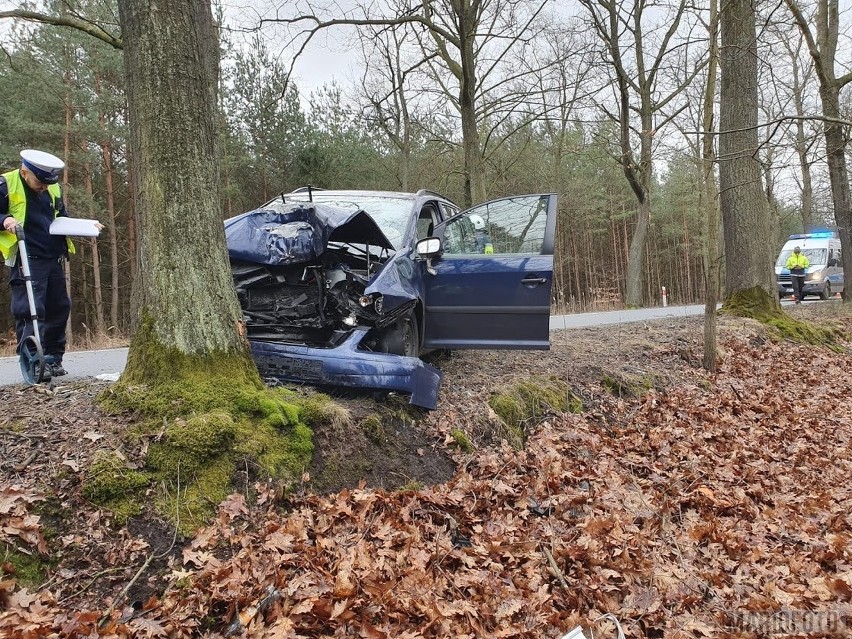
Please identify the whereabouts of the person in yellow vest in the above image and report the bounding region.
[0,150,76,377]
[470,214,494,254]
[785,245,810,304]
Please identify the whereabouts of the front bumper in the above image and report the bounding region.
[250,328,443,409]
[777,280,824,296]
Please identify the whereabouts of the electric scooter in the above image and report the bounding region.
[15,227,50,384]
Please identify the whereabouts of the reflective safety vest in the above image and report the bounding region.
[785,253,809,270]
[0,169,75,264]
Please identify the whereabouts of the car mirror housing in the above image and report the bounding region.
[416,237,441,257]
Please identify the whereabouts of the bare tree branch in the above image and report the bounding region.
[0,9,122,48]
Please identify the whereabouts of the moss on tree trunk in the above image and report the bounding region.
[97,322,315,535]
[722,286,842,348]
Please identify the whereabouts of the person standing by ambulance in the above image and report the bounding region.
[785,245,810,304]
[0,150,75,377]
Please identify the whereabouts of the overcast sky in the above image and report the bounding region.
[0,0,363,97]
[220,0,364,96]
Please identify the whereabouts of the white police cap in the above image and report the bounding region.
[20,149,65,185]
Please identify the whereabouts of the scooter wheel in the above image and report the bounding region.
[19,336,47,384]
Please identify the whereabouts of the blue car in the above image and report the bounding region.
[226,189,558,409]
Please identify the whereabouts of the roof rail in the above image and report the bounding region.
[290,186,327,194]
[415,188,453,202]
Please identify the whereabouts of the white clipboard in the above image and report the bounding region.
[49,218,101,237]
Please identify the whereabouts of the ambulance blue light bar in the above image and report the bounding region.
[788,231,836,239]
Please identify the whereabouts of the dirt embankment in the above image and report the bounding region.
[1,303,851,637]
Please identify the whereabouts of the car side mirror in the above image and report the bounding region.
[416,237,441,257]
[828,258,838,267]
[416,237,442,275]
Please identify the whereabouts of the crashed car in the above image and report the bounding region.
[225,189,558,409]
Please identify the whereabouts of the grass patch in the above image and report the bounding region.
[488,376,582,449]
[450,428,474,453]
[359,414,385,444]
[1,544,52,588]
[601,371,654,398]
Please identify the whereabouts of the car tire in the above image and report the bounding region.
[397,313,420,357]
[821,282,831,300]
[378,312,420,357]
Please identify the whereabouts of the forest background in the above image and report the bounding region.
[0,0,843,347]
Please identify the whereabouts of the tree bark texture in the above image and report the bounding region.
[117,0,247,361]
[457,3,485,207]
[702,0,720,372]
[819,85,852,300]
[718,0,775,298]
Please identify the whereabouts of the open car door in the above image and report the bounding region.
[421,194,557,350]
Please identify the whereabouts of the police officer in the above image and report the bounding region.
[0,150,75,377]
[470,214,494,254]
[785,245,810,304]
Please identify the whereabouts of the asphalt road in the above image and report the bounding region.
[0,300,808,385]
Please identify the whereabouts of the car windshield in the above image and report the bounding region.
[776,248,827,267]
[266,195,415,250]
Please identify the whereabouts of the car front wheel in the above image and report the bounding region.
[377,312,420,357]
[821,282,832,300]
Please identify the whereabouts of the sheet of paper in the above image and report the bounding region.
[49,218,101,237]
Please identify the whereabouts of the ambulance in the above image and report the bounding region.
[775,232,845,300]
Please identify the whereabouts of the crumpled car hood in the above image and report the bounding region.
[224,202,395,266]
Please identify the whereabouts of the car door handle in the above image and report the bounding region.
[521,276,548,285]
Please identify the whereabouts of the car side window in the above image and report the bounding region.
[416,204,438,241]
[443,195,550,255]
[443,215,479,254]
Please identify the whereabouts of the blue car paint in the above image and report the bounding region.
[226,200,437,407]
[423,254,553,349]
[250,329,443,410]
[225,203,395,266]
[227,192,557,409]
[421,194,558,350]
[364,245,425,312]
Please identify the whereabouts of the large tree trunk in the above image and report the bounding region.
[117,0,256,385]
[819,85,852,300]
[126,144,138,286]
[621,94,653,308]
[458,0,485,208]
[624,197,650,307]
[459,68,484,206]
[719,0,775,301]
[703,0,721,371]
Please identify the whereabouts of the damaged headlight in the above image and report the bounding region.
[358,294,384,313]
